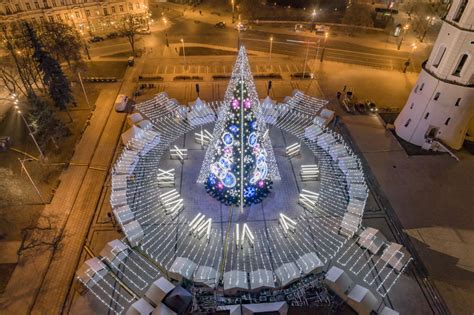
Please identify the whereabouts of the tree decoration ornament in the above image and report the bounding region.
[198,46,280,207]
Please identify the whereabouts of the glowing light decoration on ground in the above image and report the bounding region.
[200,47,279,207]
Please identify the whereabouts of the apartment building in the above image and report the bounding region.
[0,0,150,35]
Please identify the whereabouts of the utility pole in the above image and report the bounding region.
[14,106,44,160]
[302,41,310,79]
[269,36,273,64]
[19,158,46,204]
[77,72,90,110]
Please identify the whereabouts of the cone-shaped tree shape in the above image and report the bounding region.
[198,46,279,207]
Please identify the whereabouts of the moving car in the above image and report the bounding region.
[137,29,151,35]
[215,22,226,28]
[234,23,248,32]
[89,36,104,43]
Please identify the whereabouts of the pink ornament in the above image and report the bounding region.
[232,99,239,109]
[217,182,224,190]
[257,180,265,188]
[244,99,252,109]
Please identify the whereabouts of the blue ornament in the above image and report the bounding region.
[222,132,234,146]
[229,125,239,134]
[222,172,237,188]
[208,173,217,185]
[250,120,257,130]
[248,132,258,147]
[244,186,256,198]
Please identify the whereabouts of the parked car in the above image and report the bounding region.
[0,136,11,152]
[294,24,304,32]
[234,23,248,32]
[89,36,104,43]
[215,21,226,28]
[106,32,119,39]
[137,28,151,35]
[355,103,367,113]
[114,94,129,112]
[314,24,330,34]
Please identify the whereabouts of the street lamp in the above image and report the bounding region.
[403,43,417,73]
[269,36,273,64]
[14,106,45,160]
[302,41,310,79]
[311,9,317,32]
[231,0,235,23]
[320,32,328,62]
[163,18,169,47]
[180,38,186,66]
[397,24,409,50]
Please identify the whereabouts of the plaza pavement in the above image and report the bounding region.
[342,114,474,315]
[1,52,469,314]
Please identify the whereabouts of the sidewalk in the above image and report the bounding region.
[0,59,142,314]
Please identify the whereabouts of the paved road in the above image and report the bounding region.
[89,19,421,72]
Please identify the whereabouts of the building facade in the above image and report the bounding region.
[394,0,474,150]
[0,0,149,35]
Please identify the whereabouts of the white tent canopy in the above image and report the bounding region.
[224,270,249,294]
[145,277,175,305]
[169,257,198,281]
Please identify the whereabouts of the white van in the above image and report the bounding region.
[114,94,128,112]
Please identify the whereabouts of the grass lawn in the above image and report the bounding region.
[84,61,128,78]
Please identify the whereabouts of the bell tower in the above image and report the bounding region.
[394,0,474,150]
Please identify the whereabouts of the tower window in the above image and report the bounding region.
[434,92,440,100]
[432,46,446,68]
[410,102,414,109]
[420,83,425,91]
[424,112,430,119]
[455,98,461,106]
[414,85,419,93]
[452,54,468,77]
[445,117,451,125]
[404,119,411,127]
[453,0,468,22]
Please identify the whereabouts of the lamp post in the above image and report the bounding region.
[231,0,235,23]
[311,9,316,32]
[397,24,409,50]
[269,36,273,64]
[180,38,186,67]
[403,43,417,73]
[320,32,328,62]
[302,41,310,79]
[79,30,91,60]
[14,105,44,160]
[77,71,90,110]
[163,18,169,47]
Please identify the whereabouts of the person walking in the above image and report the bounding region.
[336,91,342,99]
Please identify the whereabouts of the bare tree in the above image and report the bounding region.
[118,14,143,56]
[341,1,374,36]
[17,215,64,260]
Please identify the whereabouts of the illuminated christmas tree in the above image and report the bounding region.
[198,46,279,207]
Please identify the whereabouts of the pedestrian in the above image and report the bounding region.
[343,85,347,92]
[199,10,202,15]
[336,91,341,99]
[333,115,340,127]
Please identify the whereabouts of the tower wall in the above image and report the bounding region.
[394,0,474,150]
